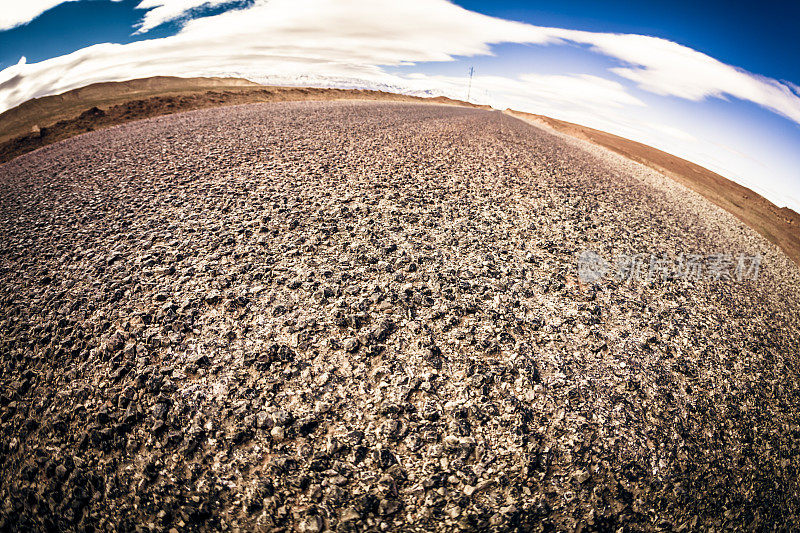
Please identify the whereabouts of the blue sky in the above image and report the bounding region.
[454,0,800,84]
[1,0,798,211]
[0,1,174,68]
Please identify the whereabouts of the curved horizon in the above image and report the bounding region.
[1,0,799,211]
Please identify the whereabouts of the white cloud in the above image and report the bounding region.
[0,0,798,211]
[0,0,78,31]
[3,0,799,124]
[577,32,800,124]
[392,72,646,123]
[0,0,561,112]
[0,0,228,34]
[646,123,697,143]
[134,0,243,33]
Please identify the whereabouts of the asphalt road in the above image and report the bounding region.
[1,101,799,531]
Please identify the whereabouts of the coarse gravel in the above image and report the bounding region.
[1,101,799,532]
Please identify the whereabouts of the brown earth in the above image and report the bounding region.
[0,76,261,144]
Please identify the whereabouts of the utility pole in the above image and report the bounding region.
[466,66,474,102]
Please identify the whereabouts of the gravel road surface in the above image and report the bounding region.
[1,101,799,531]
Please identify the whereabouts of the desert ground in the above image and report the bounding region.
[506,110,800,268]
[0,77,488,162]
[1,101,798,531]
[1,77,796,268]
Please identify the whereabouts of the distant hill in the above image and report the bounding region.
[0,76,262,144]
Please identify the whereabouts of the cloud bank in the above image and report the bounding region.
[1,0,798,210]
[3,0,799,123]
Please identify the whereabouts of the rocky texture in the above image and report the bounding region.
[3,76,795,275]
[0,101,799,532]
[506,109,800,268]
[0,79,488,163]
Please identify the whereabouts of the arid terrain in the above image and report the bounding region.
[0,77,488,163]
[507,110,800,267]
[0,77,261,145]
[1,77,796,269]
[1,101,798,531]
